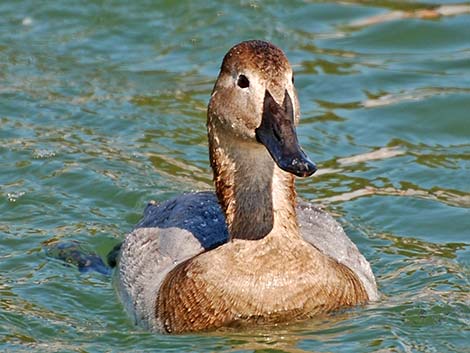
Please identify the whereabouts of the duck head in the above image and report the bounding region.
[208,40,317,177]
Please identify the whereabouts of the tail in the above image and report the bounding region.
[44,240,121,276]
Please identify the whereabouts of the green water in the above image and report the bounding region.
[1,1,469,352]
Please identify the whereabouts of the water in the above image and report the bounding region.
[1,1,469,352]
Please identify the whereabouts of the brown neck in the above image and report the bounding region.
[208,124,299,241]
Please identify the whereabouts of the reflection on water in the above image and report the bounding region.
[1,0,469,352]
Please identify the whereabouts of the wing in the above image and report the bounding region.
[135,191,228,250]
[115,191,229,330]
[296,200,379,301]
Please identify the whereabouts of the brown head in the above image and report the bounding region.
[207,40,316,178]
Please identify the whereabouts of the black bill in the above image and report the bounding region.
[255,90,317,177]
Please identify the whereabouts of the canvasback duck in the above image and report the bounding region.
[116,40,378,334]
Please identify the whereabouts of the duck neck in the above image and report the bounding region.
[209,128,300,241]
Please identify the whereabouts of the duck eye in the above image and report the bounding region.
[237,75,250,88]
[291,75,295,84]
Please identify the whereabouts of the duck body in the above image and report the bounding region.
[117,192,377,333]
[116,40,378,333]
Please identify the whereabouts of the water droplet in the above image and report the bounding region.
[22,17,33,26]
[33,149,56,159]
[7,192,25,202]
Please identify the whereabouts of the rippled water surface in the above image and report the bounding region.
[1,1,469,352]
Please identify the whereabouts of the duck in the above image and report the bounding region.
[115,40,378,334]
